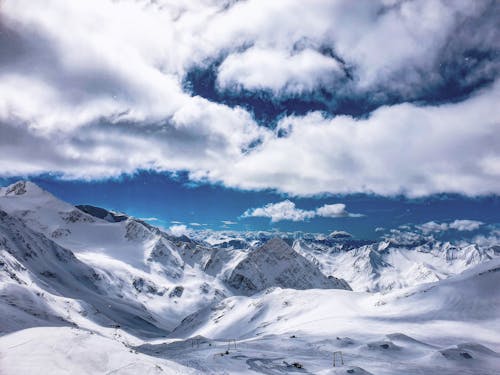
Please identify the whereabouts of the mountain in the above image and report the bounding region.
[0,181,224,333]
[193,226,499,292]
[290,232,498,292]
[165,258,500,375]
[227,238,351,294]
[1,180,499,374]
[0,181,351,334]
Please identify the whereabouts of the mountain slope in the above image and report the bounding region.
[0,181,232,331]
[227,237,351,295]
[293,238,497,292]
[0,326,198,375]
[0,208,170,337]
[166,258,500,374]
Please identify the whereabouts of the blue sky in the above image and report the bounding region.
[1,172,498,239]
[0,0,499,238]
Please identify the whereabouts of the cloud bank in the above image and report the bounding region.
[242,200,361,222]
[0,0,498,197]
[419,219,484,234]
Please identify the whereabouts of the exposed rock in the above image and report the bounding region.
[76,205,128,223]
[227,238,351,295]
[169,286,184,298]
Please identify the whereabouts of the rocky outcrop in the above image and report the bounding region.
[227,238,351,295]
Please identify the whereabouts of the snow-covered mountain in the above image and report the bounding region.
[1,181,499,374]
[192,222,499,293]
[0,207,170,337]
[149,257,500,375]
[0,181,228,334]
[0,181,351,333]
[292,237,498,292]
[227,238,351,294]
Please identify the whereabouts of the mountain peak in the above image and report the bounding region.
[3,181,46,197]
[261,237,290,250]
[228,237,351,294]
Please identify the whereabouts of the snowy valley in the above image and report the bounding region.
[0,181,499,374]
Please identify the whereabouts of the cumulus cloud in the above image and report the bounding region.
[168,224,190,237]
[448,219,483,231]
[419,219,483,234]
[243,200,315,222]
[212,82,500,196]
[242,200,360,222]
[0,0,498,197]
[316,204,349,218]
[217,48,344,94]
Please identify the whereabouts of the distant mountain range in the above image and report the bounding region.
[1,181,499,374]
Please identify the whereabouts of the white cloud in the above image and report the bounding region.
[0,0,497,197]
[212,82,500,196]
[243,200,315,222]
[221,220,237,225]
[418,221,449,234]
[168,224,190,237]
[448,219,483,232]
[316,204,348,218]
[217,48,343,94]
[419,219,483,233]
[242,200,360,222]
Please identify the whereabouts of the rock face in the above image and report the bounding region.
[227,238,351,295]
[76,205,128,223]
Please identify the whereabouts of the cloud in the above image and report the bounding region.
[418,221,449,234]
[139,217,159,222]
[419,219,483,234]
[329,230,352,238]
[168,224,190,237]
[221,220,237,225]
[217,48,344,95]
[316,204,349,218]
[242,200,360,222]
[243,200,315,222]
[212,82,500,196]
[316,203,363,218]
[449,219,483,231]
[0,0,498,197]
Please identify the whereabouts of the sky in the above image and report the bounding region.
[0,0,499,238]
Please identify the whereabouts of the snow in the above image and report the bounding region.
[150,258,500,374]
[0,182,228,332]
[0,181,499,374]
[293,238,496,292]
[0,327,196,375]
[227,238,351,294]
